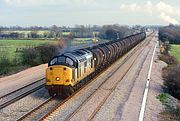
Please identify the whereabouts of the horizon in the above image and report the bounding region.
[0,24,165,28]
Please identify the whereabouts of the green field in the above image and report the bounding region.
[0,39,60,75]
[170,44,180,62]
[70,38,93,45]
[0,39,58,62]
[62,32,71,36]
[0,39,56,46]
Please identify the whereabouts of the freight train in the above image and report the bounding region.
[46,32,146,97]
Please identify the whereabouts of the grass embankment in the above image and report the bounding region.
[170,45,180,62]
[0,39,60,76]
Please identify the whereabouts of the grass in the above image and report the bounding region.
[0,39,58,62]
[157,93,169,104]
[0,39,56,46]
[62,32,71,36]
[73,38,92,41]
[70,38,93,45]
[170,44,180,62]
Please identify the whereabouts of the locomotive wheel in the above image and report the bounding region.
[73,84,79,91]
[84,78,88,83]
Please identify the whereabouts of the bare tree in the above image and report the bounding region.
[50,25,61,38]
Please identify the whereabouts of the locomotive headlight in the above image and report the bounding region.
[56,77,60,81]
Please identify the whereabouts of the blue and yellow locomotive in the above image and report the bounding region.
[46,49,95,96]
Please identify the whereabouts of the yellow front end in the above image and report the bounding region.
[46,65,73,86]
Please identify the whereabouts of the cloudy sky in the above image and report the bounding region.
[0,0,180,26]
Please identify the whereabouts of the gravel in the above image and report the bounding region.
[144,42,167,121]
[20,98,61,121]
[0,87,50,121]
[119,38,156,121]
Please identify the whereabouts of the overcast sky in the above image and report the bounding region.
[0,0,180,27]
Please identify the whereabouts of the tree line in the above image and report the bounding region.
[0,24,137,40]
[159,25,180,44]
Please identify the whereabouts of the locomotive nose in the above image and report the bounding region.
[46,65,73,86]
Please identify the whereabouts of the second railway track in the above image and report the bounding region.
[17,97,62,121]
[0,78,45,109]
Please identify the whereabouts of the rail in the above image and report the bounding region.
[0,78,45,109]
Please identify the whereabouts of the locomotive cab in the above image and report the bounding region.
[46,55,76,96]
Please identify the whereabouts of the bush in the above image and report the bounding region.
[35,45,60,63]
[172,106,180,120]
[21,48,42,66]
[0,49,12,75]
[159,54,178,65]
[0,56,11,75]
[157,93,169,104]
[163,64,180,100]
[158,95,180,121]
[159,25,180,44]
[21,42,63,66]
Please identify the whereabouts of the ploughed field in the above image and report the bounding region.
[170,44,180,62]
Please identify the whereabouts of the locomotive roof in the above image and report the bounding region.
[58,49,93,63]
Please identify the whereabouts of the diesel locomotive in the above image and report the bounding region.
[46,32,146,97]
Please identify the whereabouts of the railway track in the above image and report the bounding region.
[17,97,62,121]
[37,33,154,121]
[0,78,45,109]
